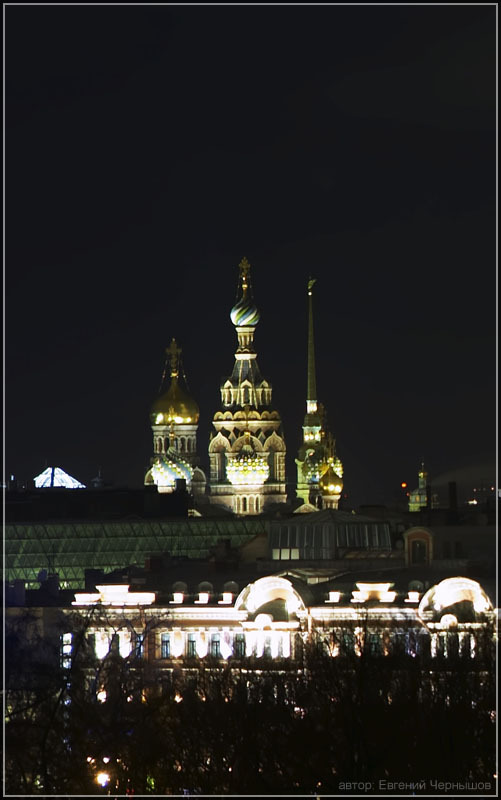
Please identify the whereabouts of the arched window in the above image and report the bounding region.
[180,438,185,452]
[186,439,191,453]
[157,438,163,453]
[255,496,260,513]
[164,437,169,453]
[242,496,247,513]
[248,496,254,514]
[236,496,240,514]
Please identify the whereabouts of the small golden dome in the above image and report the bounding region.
[319,463,343,495]
[150,377,200,425]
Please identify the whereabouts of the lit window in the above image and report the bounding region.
[210,634,221,658]
[195,592,209,604]
[281,548,290,560]
[272,549,280,560]
[187,633,197,658]
[234,633,245,658]
[291,548,300,560]
[161,633,170,659]
[133,632,144,659]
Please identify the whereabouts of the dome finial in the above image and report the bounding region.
[238,257,251,293]
[230,257,260,327]
[307,277,317,407]
[166,338,182,378]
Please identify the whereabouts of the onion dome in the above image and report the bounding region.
[150,453,193,490]
[230,256,260,327]
[150,377,200,426]
[226,448,269,486]
[230,297,260,327]
[319,463,343,495]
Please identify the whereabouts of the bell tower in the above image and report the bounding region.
[295,278,344,509]
[208,258,286,515]
[145,339,206,496]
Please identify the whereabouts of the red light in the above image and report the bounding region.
[401,482,407,489]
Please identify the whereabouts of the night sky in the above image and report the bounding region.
[5,4,496,507]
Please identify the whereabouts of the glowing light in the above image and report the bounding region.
[73,584,155,607]
[102,757,110,764]
[327,591,340,603]
[155,413,164,424]
[96,772,110,787]
[218,592,233,604]
[220,632,232,659]
[226,453,269,486]
[405,591,420,603]
[174,692,183,703]
[195,592,209,604]
[196,632,208,658]
[401,482,407,489]
[171,631,184,657]
[97,689,107,703]
[235,576,305,614]
[174,416,183,423]
[419,577,493,616]
[440,614,458,628]
[170,592,184,604]
[352,583,395,603]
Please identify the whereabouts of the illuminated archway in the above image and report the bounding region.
[418,577,492,620]
[234,576,306,616]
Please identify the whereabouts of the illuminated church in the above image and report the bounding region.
[208,258,287,514]
[144,339,206,498]
[145,259,341,515]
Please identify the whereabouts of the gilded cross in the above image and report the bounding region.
[166,338,182,377]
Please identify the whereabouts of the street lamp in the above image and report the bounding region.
[96,772,110,788]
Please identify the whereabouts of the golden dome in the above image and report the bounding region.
[319,463,343,495]
[150,377,200,425]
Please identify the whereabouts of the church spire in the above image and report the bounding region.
[307,278,317,413]
[296,276,344,510]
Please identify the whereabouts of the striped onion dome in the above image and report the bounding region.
[230,296,260,327]
[150,454,193,490]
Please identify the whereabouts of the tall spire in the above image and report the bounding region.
[307,278,317,414]
[296,276,344,509]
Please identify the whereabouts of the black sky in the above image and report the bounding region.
[5,4,497,506]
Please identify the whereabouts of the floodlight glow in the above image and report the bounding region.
[73,584,155,607]
[196,632,208,658]
[440,614,458,628]
[171,631,184,657]
[418,577,493,617]
[155,414,164,424]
